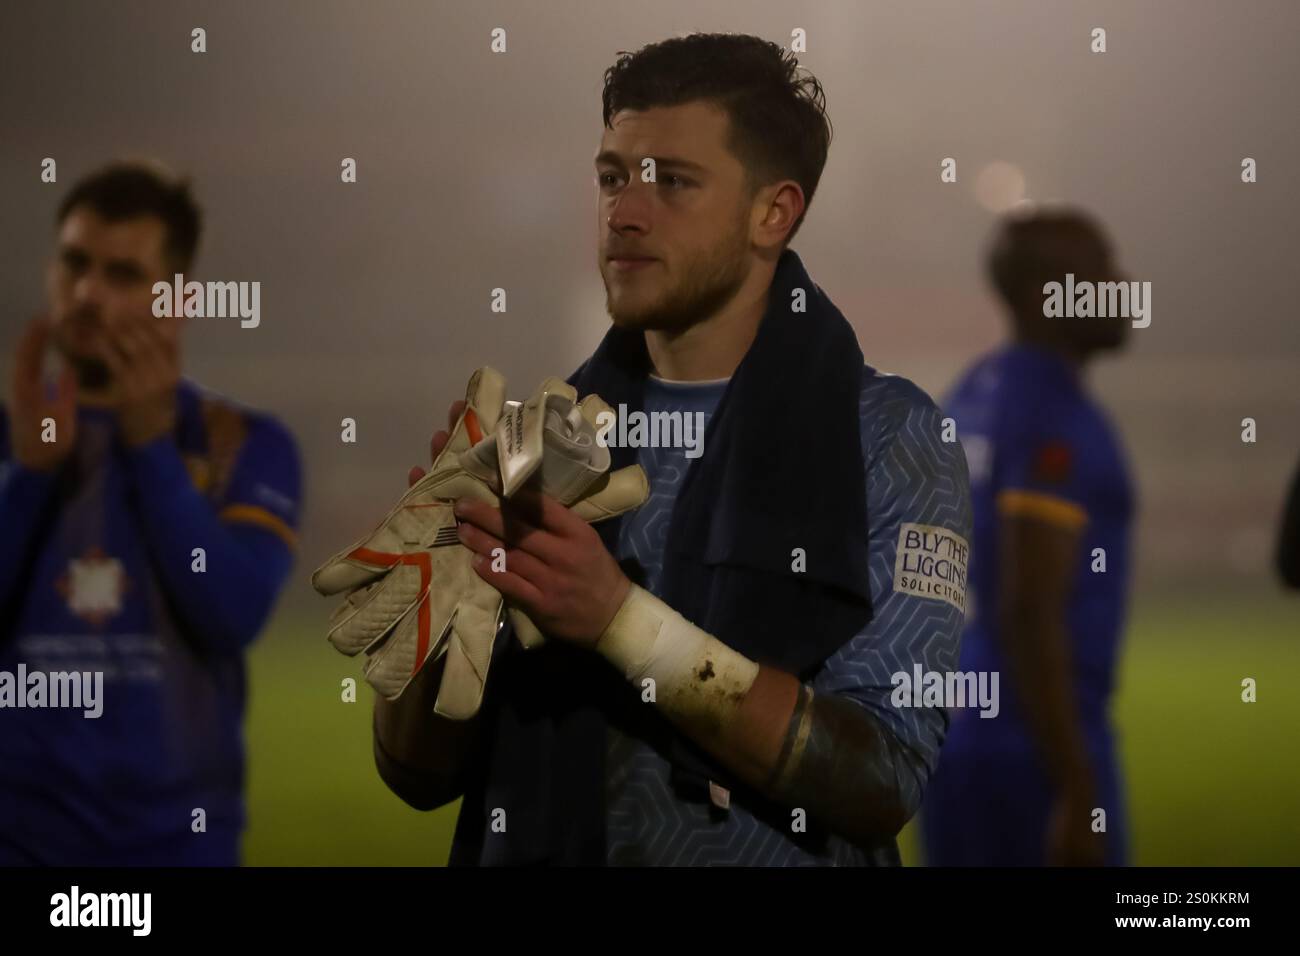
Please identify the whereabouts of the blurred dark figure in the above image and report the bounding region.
[1278,454,1300,588]
[922,204,1135,866]
[0,160,301,864]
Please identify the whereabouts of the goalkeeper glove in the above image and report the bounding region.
[312,367,647,719]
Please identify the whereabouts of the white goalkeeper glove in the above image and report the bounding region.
[312,367,647,719]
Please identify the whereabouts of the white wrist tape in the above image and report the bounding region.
[596,584,760,718]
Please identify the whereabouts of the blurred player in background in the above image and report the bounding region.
[0,161,302,864]
[922,205,1135,866]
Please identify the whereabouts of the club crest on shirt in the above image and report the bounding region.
[55,547,131,629]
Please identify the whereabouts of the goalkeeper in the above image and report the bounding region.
[347,34,972,866]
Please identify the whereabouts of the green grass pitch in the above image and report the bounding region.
[241,588,1300,866]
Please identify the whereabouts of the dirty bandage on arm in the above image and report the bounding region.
[595,584,760,733]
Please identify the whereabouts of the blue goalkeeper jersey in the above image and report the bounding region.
[0,379,301,865]
[941,342,1135,749]
[605,366,972,865]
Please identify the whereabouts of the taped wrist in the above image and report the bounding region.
[595,584,760,719]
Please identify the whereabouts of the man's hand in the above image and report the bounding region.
[8,315,77,472]
[453,488,631,649]
[1046,779,1106,866]
[91,316,181,447]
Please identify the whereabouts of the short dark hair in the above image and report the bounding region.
[986,204,1112,307]
[57,160,202,273]
[601,33,832,245]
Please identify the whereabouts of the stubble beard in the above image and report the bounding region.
[603,215,752,335]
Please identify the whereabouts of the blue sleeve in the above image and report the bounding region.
[126,415,302,656]
[0,411,60,620]
[216,415,303,538]
[811,370,973,821]
[995,400,1091,530]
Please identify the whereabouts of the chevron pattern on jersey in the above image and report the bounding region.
[604,367,973,865]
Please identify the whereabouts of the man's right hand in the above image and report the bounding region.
[8,316,77,472]
[407,399,467,488]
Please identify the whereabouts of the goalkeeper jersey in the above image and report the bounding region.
[604,365,972,865]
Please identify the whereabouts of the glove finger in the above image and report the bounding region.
[576,393,614,434]
[358,533,485,697]
[459,430,503,491]
[537,400,608,504]
[534,377,578,406]
[326,562,426,657]
[464,366,508,437]
[361,589,458,700]
[498,378,580,497]
[312,541,392,595]
[433,596,505,720]
[436,367,507,469]
[570,464,649,523]
[507,605,546,650]
[313,484,461,595]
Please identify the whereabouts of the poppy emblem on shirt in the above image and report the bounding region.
[56,547,131,629]
[1031,441,1073,484]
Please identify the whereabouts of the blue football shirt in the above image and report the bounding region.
[605,366,972,865]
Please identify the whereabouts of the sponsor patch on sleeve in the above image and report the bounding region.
[893,522,969,613]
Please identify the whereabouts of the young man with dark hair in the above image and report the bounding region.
[376,33,972,866]
[922,205,1135,866]
[0,160,302,864]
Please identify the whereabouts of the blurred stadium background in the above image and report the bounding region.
[2,1,1297,864]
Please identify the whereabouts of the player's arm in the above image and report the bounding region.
[662,659,920,846]
[127,417,301,656]
[0,319,76,622]
[373,654,484,810]
[995,486,1104,865]
[0,421,60,619]
[995,501,1092,789]
[592,388,972,846]
[86,311,300,655]
[597,593,915,844]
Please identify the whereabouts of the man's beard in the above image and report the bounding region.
[604,215,751,334]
